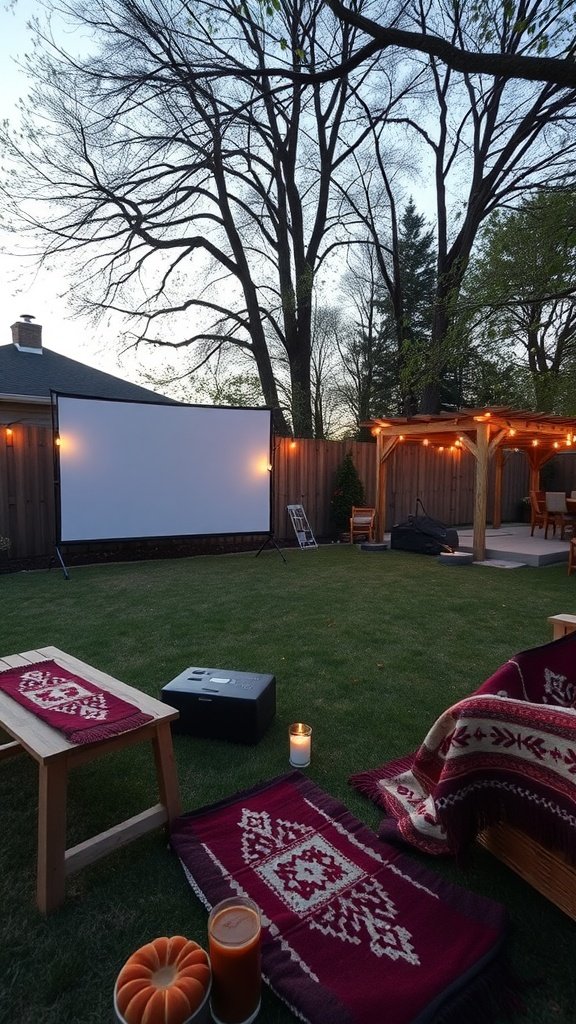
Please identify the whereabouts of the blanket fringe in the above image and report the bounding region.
[349,753,414,803]
[69,710,153,745]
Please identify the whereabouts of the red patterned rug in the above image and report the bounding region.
[0,659,152,745]
[171,772,516,1024]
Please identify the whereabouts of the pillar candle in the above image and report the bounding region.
[289,722,312,767]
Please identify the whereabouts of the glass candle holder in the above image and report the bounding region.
[289,722,312,767]
[208,896,262,1024]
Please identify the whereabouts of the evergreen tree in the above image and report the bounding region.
[330,453,365,533]
[375,200,436,415]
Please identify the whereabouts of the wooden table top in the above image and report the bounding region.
[0,647,177,762]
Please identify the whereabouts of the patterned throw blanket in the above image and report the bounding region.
[350,631,576,859]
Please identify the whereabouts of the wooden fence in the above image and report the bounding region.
[2,423,554,566]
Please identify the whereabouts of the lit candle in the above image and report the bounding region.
[289,722,312,767]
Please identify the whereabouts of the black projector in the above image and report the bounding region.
[161,666,276,744]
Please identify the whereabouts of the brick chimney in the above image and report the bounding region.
[11,314,43,354]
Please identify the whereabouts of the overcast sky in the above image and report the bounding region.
[0,0,158,384]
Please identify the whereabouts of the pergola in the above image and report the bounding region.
[367,407,576,560]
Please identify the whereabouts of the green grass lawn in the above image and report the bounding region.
[1,545,575,1023]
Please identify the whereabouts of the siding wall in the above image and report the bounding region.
[1,421,550,563]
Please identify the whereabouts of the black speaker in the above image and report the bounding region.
[161,666,276,744]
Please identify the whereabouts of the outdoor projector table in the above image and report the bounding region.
[0,646,181,913]
[161,666,276,743]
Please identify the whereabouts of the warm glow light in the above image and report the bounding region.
[553,441,560,449]
[532,439,538,447]
[55,435,61,447]
[567,434,573,447]
[509,428,516,436]
[290,440,297,450]
[422,438,429,446]
[5,426,13,439]
[371,426,381,436]
[399,434,404,441]
[439,446,444,452]
[455,439,462,448]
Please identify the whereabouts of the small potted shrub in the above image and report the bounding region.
[330,453,365,540]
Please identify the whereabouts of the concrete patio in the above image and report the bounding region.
[456,522,572,567]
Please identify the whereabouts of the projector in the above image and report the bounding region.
[161,666,276,744]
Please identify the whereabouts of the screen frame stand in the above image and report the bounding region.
[50,392,70,579]
[255,437,286,563]
[54,545,70,580]
[255,531,287,563]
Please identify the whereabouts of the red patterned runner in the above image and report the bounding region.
[171,772,515,1024]
[0,659,153,745]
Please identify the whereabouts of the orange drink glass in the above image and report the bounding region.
[208,896,262,1024]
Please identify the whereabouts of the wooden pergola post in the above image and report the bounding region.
[473,422,490,561]
[374,435,398,542]
[493,447,503,529]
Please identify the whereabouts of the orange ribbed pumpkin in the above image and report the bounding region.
[115,936,211,1024]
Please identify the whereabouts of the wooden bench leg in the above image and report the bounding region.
[37,759,67,913]
[152,722,181,823]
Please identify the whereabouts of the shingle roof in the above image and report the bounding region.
[0,343,176,403]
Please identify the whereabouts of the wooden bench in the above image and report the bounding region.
[0,646,181,913]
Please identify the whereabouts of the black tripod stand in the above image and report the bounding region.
[254,436,287,563]
[255,532,287,563]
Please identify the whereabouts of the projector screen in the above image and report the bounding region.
[55,395,272,543]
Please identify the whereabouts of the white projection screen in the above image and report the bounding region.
[55,395,272,543]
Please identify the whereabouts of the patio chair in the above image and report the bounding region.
[349,507,376,544]
[529,490,546,536]
[544,492,570,540]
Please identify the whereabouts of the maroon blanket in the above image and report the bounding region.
[350,632,576,859]
[171,772,516,1024]
[0,659,153,745]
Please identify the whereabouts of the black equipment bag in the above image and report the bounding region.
[390,499,458,556]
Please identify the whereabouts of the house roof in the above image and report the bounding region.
[0,342,176,404]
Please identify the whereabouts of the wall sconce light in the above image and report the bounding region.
[5,426,13,440]
[55,435,61,447]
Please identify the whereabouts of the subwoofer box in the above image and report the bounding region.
[161,666,276,744]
